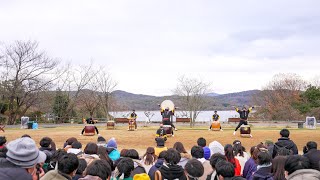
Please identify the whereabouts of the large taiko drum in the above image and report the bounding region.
[211,121,221,131]
[240,125,251,138]
[160,100,175,113]
[128,119,135,131]
[84,125,95,136]
[163,125,172,137]
[107,121,115,130]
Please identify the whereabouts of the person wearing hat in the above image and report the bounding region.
[233,106,254,137]
[106,137,121,161]
[0,137,47,180]
[133,173,150,180]
[130,110,138,130]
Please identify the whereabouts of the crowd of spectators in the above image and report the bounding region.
[0,128,320,180]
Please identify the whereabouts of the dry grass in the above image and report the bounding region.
[2,125,320,154]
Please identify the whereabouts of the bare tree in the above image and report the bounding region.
[256,73,306,120]
[174,76,211,127]
[96,70,117,120]
[0,40,59,124]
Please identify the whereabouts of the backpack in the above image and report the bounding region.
[274,144,292,156]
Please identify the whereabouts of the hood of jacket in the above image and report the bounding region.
[209,141,225,155]
[159,163,186,180]
[287,169,320,180]
[155,158,164,168]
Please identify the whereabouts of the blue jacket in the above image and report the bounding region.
[203,146,211,160]
[148,158,164,180]
[243,158,257,180]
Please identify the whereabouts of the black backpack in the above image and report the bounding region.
[274,144,292,156]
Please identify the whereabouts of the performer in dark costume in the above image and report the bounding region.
[233,106,254,137]
[161,107,177,130]
[209,110,223,131]
[130,110,138,130]
[155,123,167,141]
[81,118,100,135]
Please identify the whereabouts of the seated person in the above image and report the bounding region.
[155,123,167,141]
[161,107,177,132]
[81,118,100,135]
[158,148,187,180]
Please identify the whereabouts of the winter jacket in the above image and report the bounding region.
[203,146,211,160]
[229,158,242,176]
[40,170,72,180]
[159,163,187,180]
[242,158,257,180]
[130,160,147,177]
[149,158,164,180]
[304,149,320,170]
[177,152,192,168]
[0,158,32,180]
[272,137,298,158]
[79,175,102,180]
[67,148,83,156]
[287,169,320,180]
[252,165,273,180]
[235,153,249,175]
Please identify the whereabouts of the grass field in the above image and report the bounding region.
[2,125,320,155]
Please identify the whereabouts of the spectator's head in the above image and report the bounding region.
[85,159,112,180]
[58,153,79,176]
[71,141,82,149]
[209,141,225,155]
[143,147,156,165]
[5,137,46,169]
[65,137,78,147]
[210,153,227,170]
[84,142,98,155]
[173,141,187,153]
[284,155,310,175]
[0,136,7,146]
[116,157,134,178]
[252,143,268,161]
[271,156,287,180]
[106,137,117,149]
[39,137,52,148]
[48,149,68,171]
[306,141,317,150]
[280,129,290,138]
[76,159,87,176]
[164,148,181,165]
[233,140,246,152]
[185,159,204,180]
[97,136,107,146]
[120,149,128,157]
[125,149,140,160]
[233,143,244,157]
[158,150,167,159]
[265,140,274,147]
[216,160,235,179]
[191,146,204,159]
[197,137,207,147]
[257,151,272,165]
[21,134,31,138]
[224,144,234,161]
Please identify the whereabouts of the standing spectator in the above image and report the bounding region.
[197,137,211,160]
[125,149,146,177]
[208,153,227,180]
[158,148,187,180]
[72,159,87,180]
[272,129,298,158]
[106,137,121,161]
[191,146,213,180]
[113,157,135,180]
[148,150,167,180]
[185,159,204,180]
[303,141,320,170]
[79,159,112,180]
[41,153,79,180]
[251,151,273,180]
[173,142,192,168]
[0,137,47,180]
[224,144,241,176]
[154,138,167,157]
[141,147,157,174]
[271,156,287,180]
[284,155,320,180]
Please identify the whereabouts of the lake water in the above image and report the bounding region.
[110,110,241,122]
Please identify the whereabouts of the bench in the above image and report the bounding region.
[176,118,191,123]
[228,118,241,123]
[114,118,129,124]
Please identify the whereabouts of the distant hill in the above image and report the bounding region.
[112,89,261,111]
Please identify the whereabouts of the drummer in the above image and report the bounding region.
[130,110,138,130]
[209,110,223,131]
[155,123,167,141]
[80,117,100,135]
[161,107,177,132]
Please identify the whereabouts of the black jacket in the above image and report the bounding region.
[272,137,298,158]
[159,163,187,180]
[252,166,273,180]
[0,158,33,180]
[149,158,164,180]
[304,149,320,170]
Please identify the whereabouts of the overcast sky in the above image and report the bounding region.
[1,0,319,96]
